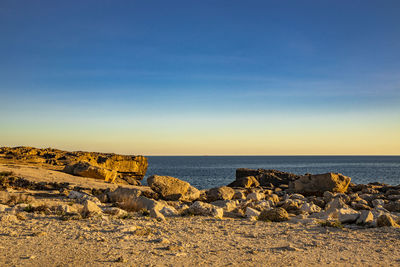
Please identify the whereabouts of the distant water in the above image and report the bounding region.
[144,156,400,189]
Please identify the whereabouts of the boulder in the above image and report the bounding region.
[160,206,179,217]
[147,175,190,201]
[356,210,374,225]
[181,186,200,202]
[325,198,348,213]
[107,187,142,203]
[228,176,260,188]
[290,194,306,200]
[206,186,235,202]
[149,209,166,221]
[281,200,302,214]
[232,190,246,200]
[266,194,280,204]
[129,196,163,212]
[245,207,260,218]
[300,203,321,214]
[210,200,237,212]
[252,200,271,211]
[246,192,265,201]
[377,214,399,227]
[64,162,118,182]
[68,191,101,205]
[337,208,360,223]
[384,200,400,212]
[103,207,127,216]
[290,173,351,195]
[231,169,300,187]
[188,201,223,218]
[258,207,289,222]
[57,204,78,214]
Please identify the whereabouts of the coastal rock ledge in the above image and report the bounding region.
[0,146,148,185]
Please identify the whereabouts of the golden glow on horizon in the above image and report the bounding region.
[2,123,399,155]
[1,110,399,155]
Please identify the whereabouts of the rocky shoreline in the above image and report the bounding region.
[0,147,399,266]
[0,164,399,229]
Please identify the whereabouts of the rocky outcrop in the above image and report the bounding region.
[229,169,300,188]
[0,146,148,185]
[289,173,351,195]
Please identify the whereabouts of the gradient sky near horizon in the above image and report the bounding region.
[0,0,399,155]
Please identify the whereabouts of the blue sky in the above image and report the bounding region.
[0,1,399,155]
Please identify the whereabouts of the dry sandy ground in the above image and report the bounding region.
[1,214,400,267]
[0,163,400,266]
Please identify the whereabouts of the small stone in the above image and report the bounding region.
[153,237,170,244]
[82,200,102,216]
[33,231,47,237]
[150,208,166,221]
[103,207,127,216]
[16,212,27,220]
[271,245,299,252]
[115,256,126,263]
[167,245,184,251]
[118,226,137,233]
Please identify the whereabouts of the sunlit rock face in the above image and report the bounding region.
[0,146,148,185]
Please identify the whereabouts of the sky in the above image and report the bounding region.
[0,0,399,155]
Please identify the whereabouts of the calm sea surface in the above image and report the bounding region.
[144,156,400,189]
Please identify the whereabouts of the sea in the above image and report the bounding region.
[144,156,400,189]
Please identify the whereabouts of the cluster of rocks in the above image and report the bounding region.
[0,146,148,185]
[0,168,399,229]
